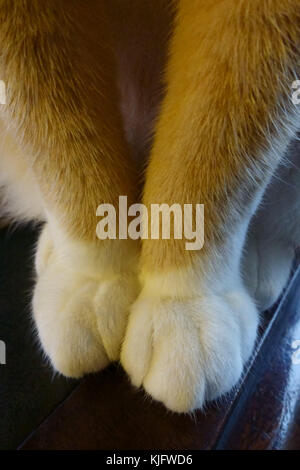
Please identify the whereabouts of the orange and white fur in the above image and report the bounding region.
[0,0,300,413]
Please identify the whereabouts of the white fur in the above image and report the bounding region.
[34,223,140,376]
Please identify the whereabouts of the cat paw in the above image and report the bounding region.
[121,285,258,413]
[33,227,139,377]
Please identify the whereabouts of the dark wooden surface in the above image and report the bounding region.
[19,266,300,450]
[216,266,300,450]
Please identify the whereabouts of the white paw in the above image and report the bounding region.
[33,225,139,377]
[121,285,258,413]
[243,236,294,311]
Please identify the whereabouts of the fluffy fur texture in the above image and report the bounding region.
[0,0,299,413]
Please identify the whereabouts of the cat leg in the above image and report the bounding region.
[0,1,139,376]
[243,144,300,310]
[0,119,45,224]
[121,0,300,412]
